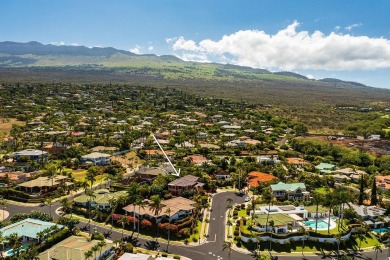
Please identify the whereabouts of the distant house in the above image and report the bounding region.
[168,175,204,196]
[175,141,195,149]
[134,166,167,183]
[0,218,63,243]
[123,196,196,223]
[247,171,278,188]
[315,163,336,174]
[376,175,390,190]
[183,155,208,166]
[286,158,309,168]
[197,132,208,138]
[80,152,111,165]
[214,170,231,180]
[13,149,48,162]
[270,182,309,201]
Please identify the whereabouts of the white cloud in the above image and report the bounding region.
[50,41,65,46]
[334,26,341,32]
[306,74,315,79]
[148,46,154,51]
[130,45,142,54]
[167,21,390,71]
[345,23,362,31]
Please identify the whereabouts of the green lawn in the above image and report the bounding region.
[70,168,106,185]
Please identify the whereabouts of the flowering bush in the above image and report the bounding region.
[141,219,152,228]
[158,223,178,234]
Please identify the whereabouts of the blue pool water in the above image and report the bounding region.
[373,227,389,233]
[305,220,329,229]
[6,245,28,256]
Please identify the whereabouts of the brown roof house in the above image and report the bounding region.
[168,175,204,196]
[123,196,196,223]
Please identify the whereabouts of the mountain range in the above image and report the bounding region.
[1,41,389,112]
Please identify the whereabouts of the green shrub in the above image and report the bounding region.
[162,252,168,257]
[173,255,180,259]
[192,237,198,242]
[123,243,134,253]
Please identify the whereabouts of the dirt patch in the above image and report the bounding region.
[111,151,143,167]
[0,118,25,135]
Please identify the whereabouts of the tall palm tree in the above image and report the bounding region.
[98,240,107,256]
[85,188,96,234]
[374,244,382,260]
[91,244,100,259]
[298,226,307,259]
[149,195,163,237]
[268,220,275,253]
[135,198,146,238]
[5,233,22,257]
[0,231,4,252]
[325,192,334,234]
[108,197,117,229]
[312,192,322,233]
[335,234,342,258]
[263,189,273,234]
[165,207,172,252]
[45,197,54,217]
[84,250,93,260]
[222,241,232,260]
[119,215,130,241]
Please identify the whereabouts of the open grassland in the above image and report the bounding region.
[70,168,106,184]
[111,151,144,167]
[0,117,25,135]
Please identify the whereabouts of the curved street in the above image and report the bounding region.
[3,192,389,260]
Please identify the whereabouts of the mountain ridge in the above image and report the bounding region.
[0,41,369,88]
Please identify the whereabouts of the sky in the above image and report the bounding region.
[1,0,390,89]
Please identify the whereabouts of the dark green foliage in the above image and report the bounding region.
[10,210,53,223]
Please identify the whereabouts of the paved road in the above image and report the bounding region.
[4,192,390,260]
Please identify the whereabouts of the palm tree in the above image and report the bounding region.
[222,241,232,259]
[312,192,322,233]
[98,240,107,256]
[136,198,146,237]
[0,231,4,252]
[263,189,273,234]
[149,195,163,237]
[5,233,22,257]
[108,197,117,229]
[335,234,342,258]
[374,244,382,260]
[268,220,275,253]
[84,250,93,260]
[91,244,100,259]
[165,207,172,252]
[298,226,307,259]
[85,188,96,234]
[119,215,130,241]
[86,165,99,189]
[325,192,334,234]
[45,197,54,217]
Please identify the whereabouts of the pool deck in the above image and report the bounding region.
[303,218,337,231]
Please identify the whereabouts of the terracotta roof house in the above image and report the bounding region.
[270,182,310,201]
[123,196,196,223]
[247,171,278,188]
[376,175,390,190]
[286,158,309,168]
[183,155,208,166]
[168,175,204,195]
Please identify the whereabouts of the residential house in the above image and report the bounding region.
[80,152,111,165]
[135,166,168,183]
[38,235,113,260]
[349,204,386,228]
[13,149,48,163]
[214,170,231,180]
[286,158,309,169]
[270,182,310,201]
[123,196,196,223]
[168,175,204,196]
[0,218,63,244]
[183,155,208,166]
[376,175,390,190]
[73,189,128,210]
[247,171,278,189]
[315,163,336,174]
[18,175,72,194]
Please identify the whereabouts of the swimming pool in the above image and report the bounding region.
[305,220,329,230]
[6,245,28,256]
[373,227,389,233]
